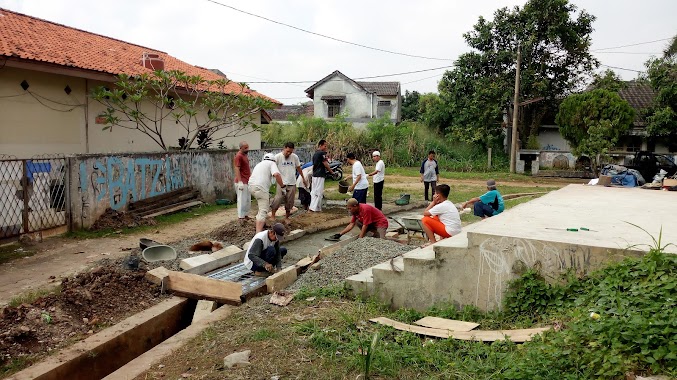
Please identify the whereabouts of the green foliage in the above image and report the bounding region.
[591,69,627,92]
[401,90,422,121]
[435,0,597,146]
[91,70,274,150]
[556,89,634,173]
[644,57,677,142]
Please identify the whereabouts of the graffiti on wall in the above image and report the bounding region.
[79,156,186,210]
[476,236,593,309]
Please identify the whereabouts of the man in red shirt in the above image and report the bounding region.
[334,198,389,239]
[234,141,251,222]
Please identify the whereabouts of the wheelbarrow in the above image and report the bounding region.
[389,217,426,244]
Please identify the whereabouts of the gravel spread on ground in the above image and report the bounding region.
[288,237,416,291]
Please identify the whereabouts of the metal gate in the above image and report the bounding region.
[0,155,69,240]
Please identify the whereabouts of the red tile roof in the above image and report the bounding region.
[0,8,279,104]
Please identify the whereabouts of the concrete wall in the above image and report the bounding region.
[537,127,571,151]
[69,147,313,229]
[0,67,262,158]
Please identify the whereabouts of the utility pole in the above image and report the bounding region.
[509,43,522,173]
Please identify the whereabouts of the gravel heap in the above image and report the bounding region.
[288,237,416,291]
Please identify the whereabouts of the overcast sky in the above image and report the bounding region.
[1,0,675,104]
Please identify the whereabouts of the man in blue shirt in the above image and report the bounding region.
[462,179,504,218]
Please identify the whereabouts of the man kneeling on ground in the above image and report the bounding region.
[243,223,287,274]
[332,198,389,239]
[421,184,461,246]
[461,179,504,219]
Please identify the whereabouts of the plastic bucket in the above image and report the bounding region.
[142,245,177,262]
[338,180,349,194]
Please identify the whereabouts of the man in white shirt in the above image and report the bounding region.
[420,184,461,247]
[271,142,307,224]
[368,150,385,210]
[248,153,285,233]
[346,153,369,204]
[243,223,287,274]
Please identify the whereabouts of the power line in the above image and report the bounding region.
[203,0,453,61]
[403,74,443,85]
[245,66,453,84]
[593,51,660,55]
[592,37,673,52]
[600,64,644,73]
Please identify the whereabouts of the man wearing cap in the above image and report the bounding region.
[248,153,285,232]
[333,198,389,239]
[367,151,385,210]
[243,223,288,274]
[347,153,369,204]
[462,179,505,219]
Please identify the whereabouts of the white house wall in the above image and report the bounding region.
[0,67,262,158]
[0,67,87,157]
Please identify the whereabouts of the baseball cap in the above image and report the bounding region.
[372,151,380,157]
[263,153,275,161]
[272,223,286,241]
[486,179,496,187]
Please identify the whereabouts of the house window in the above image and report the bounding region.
[377,100,392,117]
[327,100,341,118]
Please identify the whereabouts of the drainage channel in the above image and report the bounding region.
[10,211,426,380]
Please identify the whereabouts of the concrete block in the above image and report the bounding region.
[145,266,170,285]
[310,262,321,270]
[286,229,305,241]
[212,245,243,258]
[191,300,217,324]
[179,254,215,270]
[265,266,298,293]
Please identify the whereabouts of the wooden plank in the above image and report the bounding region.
[145,266,170,285]
[184,248,245,275]
[128,187,193,209]
[165,271,242,305]
[370,317,549,342]
[413,316,479,332]
[318,235,358,258]
[131,191,199,214]
[370,317,451,338]
[142,200,203,219]
[265,266,298,293]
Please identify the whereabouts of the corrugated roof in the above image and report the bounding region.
[357,81,400,96]
[0,8,279,104]
[618,81,656,126]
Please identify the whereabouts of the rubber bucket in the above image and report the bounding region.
[338,180,349,194]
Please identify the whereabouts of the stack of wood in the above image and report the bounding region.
[129,187,202,219]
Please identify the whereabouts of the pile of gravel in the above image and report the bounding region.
[288,237,416,291]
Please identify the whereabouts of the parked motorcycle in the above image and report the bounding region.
[327,160,343,181]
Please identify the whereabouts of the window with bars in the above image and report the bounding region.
[327,100,341,118]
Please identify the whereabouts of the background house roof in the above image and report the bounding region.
[266,103,313,121]
[618,81,656,126]
[357,81,400,96]
[305,70,401,98]
[0,8,279,104]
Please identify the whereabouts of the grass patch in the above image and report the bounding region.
[0,243,36,265]
[294,284,348,300]
[250,328,280,342]
[8,286,61,307]
[66,203,233,240]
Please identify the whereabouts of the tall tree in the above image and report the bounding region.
[590,69,627,92]
[401,90,422,121]
[92,70,274,151]
[644,57,677,145]
[556,89,634,174]
[436,0,598,146]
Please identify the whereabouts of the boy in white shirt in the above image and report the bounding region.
[368,150,385,210]
[346,152,369,204]
[421,184,461,247]
[271,142,307,223]
[248,153,284,233]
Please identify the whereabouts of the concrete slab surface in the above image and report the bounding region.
[471,184,677,253]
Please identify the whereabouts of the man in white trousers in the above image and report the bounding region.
[233,141,251,223]
[309,139,335,212]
